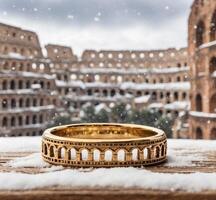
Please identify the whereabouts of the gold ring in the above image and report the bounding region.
[41,123,167,168]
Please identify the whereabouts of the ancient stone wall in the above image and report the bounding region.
[188,0,216,139]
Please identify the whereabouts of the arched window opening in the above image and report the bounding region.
[26,81,30,89]
[210,11,216,41]
[93,149,100,161]
[136,91,142,97]
[25,116,30,125]
[70,148,76,160]
[11,99,16,108]
[18,116,23,126]
[2,117,8,127]
[176,76,181,82]
[11,117,16,127]
[196,94,202,112]
[143,148,149,159]
[210,57,216,74]
[110,89,116,97]
[40,99,44,106]
[32,115,37,124]
[103,89,108,97]
[152,92,157,101]
[50,146,55,157]
[19,99,23,107]
[196,127,203,139]
[2,99,8,109]
[87,89,92,96]
[44,144,48,155]
[10,80,15,90]
[155,146,160,158]
[182,92,187,100]
[59,147,66,159]
[117,149,125,161]
[210,93,216,113]
[210,128,216,140]
[104,150,112,161]
[174,92,179,101]
[2,80,7,90]
[81,149,88,161]
[132,149,138,161]
[161,145,165,157]
[196,20,205,47]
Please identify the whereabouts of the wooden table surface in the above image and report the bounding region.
[0,143,216,200]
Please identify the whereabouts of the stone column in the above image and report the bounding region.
[112,152,118,161]
[126,151,132,161]
[138,149,143,160]
[88,149,94,161]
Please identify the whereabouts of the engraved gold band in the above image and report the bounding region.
[41,123,167,168]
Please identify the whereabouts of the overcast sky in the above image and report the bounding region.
[0,0,194,55]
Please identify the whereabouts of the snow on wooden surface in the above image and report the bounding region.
[0,137,216,193]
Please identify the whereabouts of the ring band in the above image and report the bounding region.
[41,123,167,168]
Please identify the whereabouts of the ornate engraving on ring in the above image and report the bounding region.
[41,123,167,167]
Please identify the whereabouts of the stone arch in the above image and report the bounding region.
[102,89,108,97]
[69,148,76,160]
[210,128,216,140]
[11,116,16,127]
[87,89,92,96]
[18,116,23,126]
[49,146,55,157]
[80,148,89,161]
[143,147,150,159]
[2,80,7,90]
[10,80,15,90]
[210,10,216,41]
[131,148,138,161]
[152,91,157,101]
[161,144,165,157]
[117,149,126,161]
[210,93,216,113]
[155,146,160,158]
[110,89,116,97]
[11,98,16,108]
[195,94,202,111]
[58,146,67,159]
[174,92,179,100]
[32,115,37,124]
[196,20,205,47]
[44,143,48,155]
[210,57,216,74]
[196,127,203,139]
[93,149,100,161]
[18,80,23,89]
[2,117,8,127]
[19,98,23,107]
[104,149,112,161]
[2,99,8,109]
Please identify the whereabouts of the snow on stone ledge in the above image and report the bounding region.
[0,137,216,191]
[1,168,216,191]
[190,111,216,118]
[199,40,216,49]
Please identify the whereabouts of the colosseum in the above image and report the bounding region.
[0,21,190,137]
[188,0,216,139]
[0,23,60,136]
